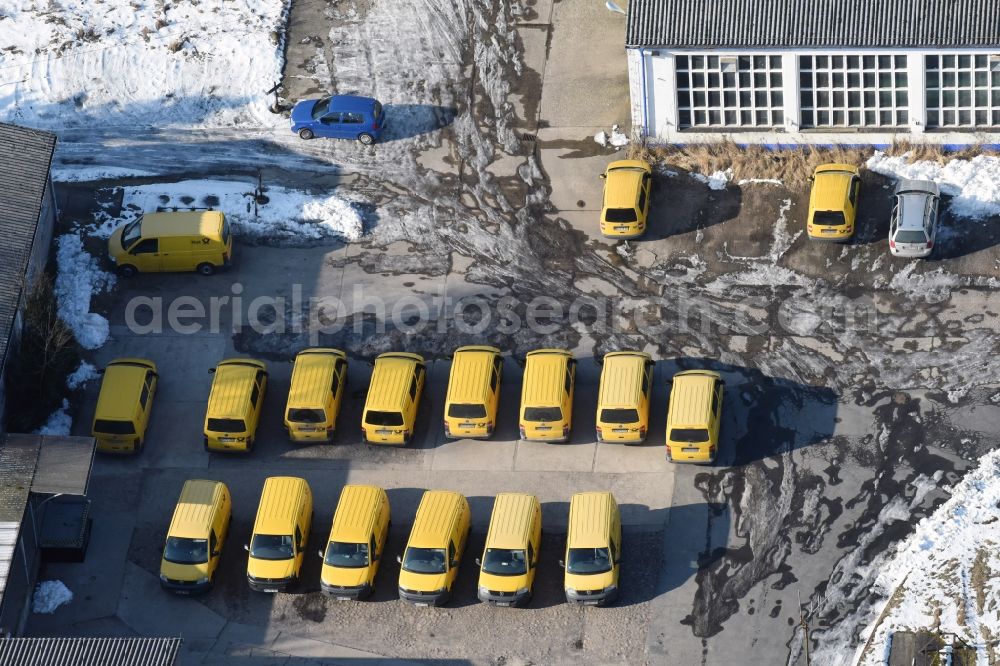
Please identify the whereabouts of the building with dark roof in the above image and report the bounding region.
[0,123,58,419]
[625,0,1000,141]
[0,434,95,638]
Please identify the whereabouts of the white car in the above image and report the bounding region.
[889,179,941,258]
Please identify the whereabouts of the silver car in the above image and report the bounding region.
[889,179,941,258]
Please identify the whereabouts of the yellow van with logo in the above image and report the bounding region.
[92,358,158,453]
[595,351,653,444]
[443,346,502,439]
[319,485,390,600]
[519,349,576,442]
[806,164,861,241]
[476,493,541,607]
[204,359,268,453]
[361,352,426,446]
[561,491,621,606]
[285,348,348,442]
[599,159,653,238]
[108,210,233,277]
[159,480,231,595]
[665,370,724,464]
[397,490,471,606]
[245,477,313,593]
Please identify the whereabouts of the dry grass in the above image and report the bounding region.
[627,139,1000,188]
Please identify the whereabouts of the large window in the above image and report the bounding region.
[925,54,1000,128]
[675,54,784,128]
[799,55,908,128]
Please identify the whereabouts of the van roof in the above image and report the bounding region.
[670,370,720,426]
[253,477,309,535]
[139,211,225,238]
[567,492,616,548]
[207,360,266,419]
[289,349,344,409]
[408,490,466,548]
[522,349,572,407]
[604,160,650,209]
[598,352,650,407]
[446,347,500,405]
[811,164,858,210]
[329,485,384,543]
[95,358,156,421]
[168,480,226,540]
[366,353,424,413]
[485,493,538,550]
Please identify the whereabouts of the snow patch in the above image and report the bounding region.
[55,234,115,350]
[594,124,629,149]
[32,580,73,614]
[34,400,72,436]
[93,180,364,242]
[66,362,99,390]
[737,178,783,186]
[888,263,960,304]
[691,168,732,190]
[867,151,1000,218]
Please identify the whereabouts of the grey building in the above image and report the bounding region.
[0,123,58,423]
[626,0,1000,142]
[0,434,94,637]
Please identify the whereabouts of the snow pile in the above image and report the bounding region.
[593,125,629,149]
[867,151,1000,218]
[851,449,1000,665]
[35,400,72,436]
[888,263,961,304]
[55,234,116,350]
[691,168,732,190]
[32,580,73,614]
[93,180,364,242]
[737,178,783,186]
[0,0,290,131]
[67,362,99,390]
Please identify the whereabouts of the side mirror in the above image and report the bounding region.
[594,356,604,366]
[450,560,459,568]
[558,559,565,569]
[373,553,380,562]
[599,173,607,179]
[475,557,482,567]
[317,549,324,559]
[396,555,402,564]
[211,550,220,557]
[209,368,217,374]
[97,368,106,375]
[243,544,249,552]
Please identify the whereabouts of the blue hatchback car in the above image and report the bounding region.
[290,95,386,144]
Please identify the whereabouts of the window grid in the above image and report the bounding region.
[675,54,784,129]
[799,54,908,128]
[925,54,1000,128]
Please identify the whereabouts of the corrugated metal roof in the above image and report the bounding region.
[0,637,181,666]
[0,437,36,601]
[0,123,56,368]
[626,0,1000,48]
[31,435,96,496]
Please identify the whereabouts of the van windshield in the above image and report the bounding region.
[365,411,404,426]
[311,96,331,118]
[324,541,369,568]
[523,406,562,422]
[566,547,612,575]
[600,408,639,424]
[93,419,136,435]
[814,211,846,226]
[207,418,246,433]
[163,537,208,565]
[250,534,294,560]
[121,219,142,249]
[481,548,527,576]
[605,208,638,222]
[401,547,447,574]
[670,427,710,443]
[287,408,325,423]
[448,403,487,419]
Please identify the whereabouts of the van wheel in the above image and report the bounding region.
[298,128,314,140]
[117,264,137,278]
[197,262,216,276]
[358,133,375,145]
